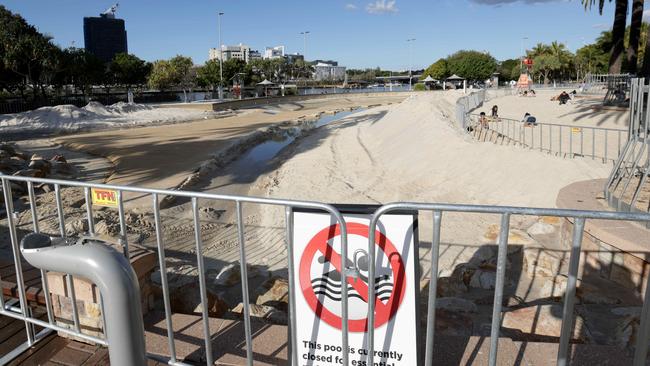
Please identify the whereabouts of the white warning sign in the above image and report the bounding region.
[293,208,419,366]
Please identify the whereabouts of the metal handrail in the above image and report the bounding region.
[467,114,628,162]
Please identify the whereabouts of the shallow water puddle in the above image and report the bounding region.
[231,109,363,173]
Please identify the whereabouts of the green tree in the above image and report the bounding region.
[422,58,449,80]
[445,50,496,81]
[532,54,561,84]
[110,53,151,90]
[582,0,628,74]
[627,0,644,74]
[147,60,175,91]
[62,48,106,96]
[221,58,246,85]
[169,55,195,101]
[497,59,520,82]
[196,59,221,90]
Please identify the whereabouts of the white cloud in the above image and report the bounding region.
[366,0,398,14]
[644,9,650,23]
[345,3,357,10]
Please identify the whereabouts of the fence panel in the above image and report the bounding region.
[466,114,627,163]
[3,174,650,365]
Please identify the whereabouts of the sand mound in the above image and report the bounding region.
[253,92,610,209]
[0,100,217,134]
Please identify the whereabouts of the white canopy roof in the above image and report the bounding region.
[257,79,274,85]
[422,75,436,82]
[446,74,465,80]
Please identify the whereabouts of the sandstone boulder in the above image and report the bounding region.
[255,277,289,311]
[501,304,590,342]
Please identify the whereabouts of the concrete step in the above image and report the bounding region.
[143,312,634,365]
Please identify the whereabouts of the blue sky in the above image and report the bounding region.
[2,0,645,70]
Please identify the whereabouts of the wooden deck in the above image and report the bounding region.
[0,315,165,365]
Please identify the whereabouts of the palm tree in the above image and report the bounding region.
[582,0,628,74]
[627,0,644,74]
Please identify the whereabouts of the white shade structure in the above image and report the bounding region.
[422,75,436,82]
[257,79,274,85]
[446,74,465,81]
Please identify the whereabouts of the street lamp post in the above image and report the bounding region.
[218,12,224,100]
[300,31,310,59]
[407,38,416,90]
[520,36,528,73]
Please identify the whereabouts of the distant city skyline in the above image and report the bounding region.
[2,0,647,70]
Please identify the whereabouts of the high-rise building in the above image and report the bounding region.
[264,46,285,59]
[209,44,253,63]
[313,62,347,81]
[83,8,128,63]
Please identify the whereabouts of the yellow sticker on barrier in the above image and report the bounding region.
[91,188,118,207]
[571,127,582,133]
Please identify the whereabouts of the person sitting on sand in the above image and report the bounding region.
[479,112,489,128]
[522,113,537,126]
[558,91,571,105]
[491,105,499,118]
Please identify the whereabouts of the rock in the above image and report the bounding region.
[0,143,16,155]
[437,264,474,297]
[151,260,228,317]
[523,248,562,278]
[436,297,477,313]
[51,154,67,163]
[65,219,89,236]
[12,169,43,178]
[540,216,561,225]
[231,303,287,325]
[467,245,497,267]
[434,309,474,337]
[482,225,535,246]
[614,315,640,350]
[436,277,467,298]
[94,220,119,236]
[611,307,641,317]
[29,159,51,175]
[213,262,260,287]
[255,277,289,311]
[579,289,621,305]
[469,269,497,290]
[501,304,590,341]
[527,221,556,236]
[51,161,74,176]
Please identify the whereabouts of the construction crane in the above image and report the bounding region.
[101,3,119,18]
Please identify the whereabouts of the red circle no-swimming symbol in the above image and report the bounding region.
[299,222,406,332]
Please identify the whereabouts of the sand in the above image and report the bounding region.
[250,91,610,208]
[0,101,228,136]
[55,94,410,201]
[475,90,629,128]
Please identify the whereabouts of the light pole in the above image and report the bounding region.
[520,36,528,73]
[407,38,416,90]
[218,12,224,100]
[300,31,310,59]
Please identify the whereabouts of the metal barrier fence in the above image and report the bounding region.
[466,114,628,163]
[455,88,516,129]
[3,174,650,366]
[604,78,650,218]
